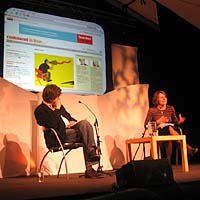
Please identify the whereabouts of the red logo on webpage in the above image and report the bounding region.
[77,34,93,45]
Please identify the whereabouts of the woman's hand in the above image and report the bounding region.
[178,113,186,124]
[157,116,169,124]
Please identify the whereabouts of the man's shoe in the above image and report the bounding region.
[85,168,102,178]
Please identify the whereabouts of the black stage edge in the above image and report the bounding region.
[1,164,200,200]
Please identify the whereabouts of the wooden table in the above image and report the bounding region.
[125,135,189,172]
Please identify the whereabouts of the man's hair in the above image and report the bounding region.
[42,84,61,103]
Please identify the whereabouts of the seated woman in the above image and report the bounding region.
[144,90,198,161]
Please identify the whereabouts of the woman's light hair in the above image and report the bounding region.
[152,90,167,106]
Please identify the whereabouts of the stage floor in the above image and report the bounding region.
[1,162,200,200]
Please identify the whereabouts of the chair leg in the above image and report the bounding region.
[36,77,42,85]
[57,149,72,178]
[38,150,51,173]
[50,128,68,178]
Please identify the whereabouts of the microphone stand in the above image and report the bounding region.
[78,101,112,176]
[132,128,147,161]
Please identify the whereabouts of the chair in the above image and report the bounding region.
[38,127,83,179]
[35,68,49,84]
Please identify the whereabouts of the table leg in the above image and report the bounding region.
[151,137,158,159]
[126,142,132,162]
[180,136,189,172]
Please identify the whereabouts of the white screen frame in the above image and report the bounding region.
[3,7,106,95]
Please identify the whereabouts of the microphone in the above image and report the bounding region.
[78,100,98,126]
[141,124,148,137]
[78,100,102,156]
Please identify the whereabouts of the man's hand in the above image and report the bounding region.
[52,97,61,109]
[67,121,77,128]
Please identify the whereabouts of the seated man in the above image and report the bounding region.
[34,84,101,178]
[38,59,52,82]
